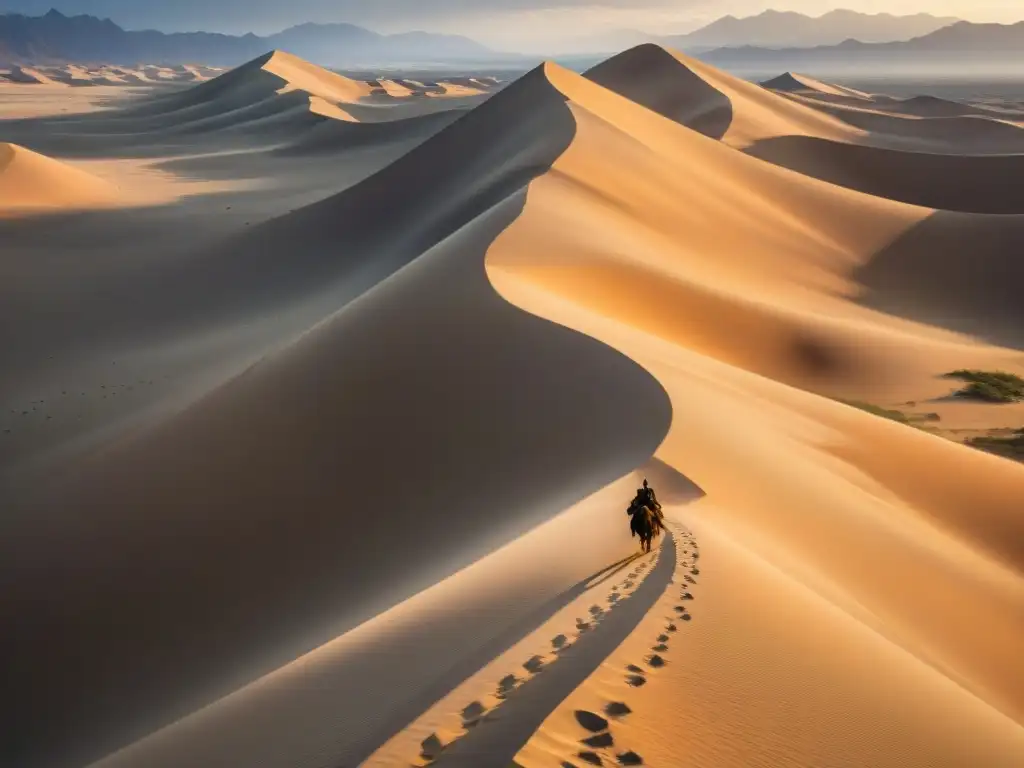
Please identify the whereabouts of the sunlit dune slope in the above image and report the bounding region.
[0,142,118,213]
[482,64,1024,767]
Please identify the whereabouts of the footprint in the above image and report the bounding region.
[646,654,666,669]
[674,605,687,613]
[681,592,694,600]
[577,752,603,766]
[691,567,700,575]
[681,614,692,622]
[605,701,632,718]
[665,623,677,632]
[626,674,647,687]
[576,619,592,632]
[583,733,615,748]
[523,655,545,674]
[657,634,670,642]
[461,701,486,728]
[589,605,605,618]
[684,576,696,584]
[626,664,644,674]
[497,674,519,699]
[608,593,621,603]
[553,634,568,650]
[618,751,644,765]
[575,710,610,732]
[652,644,669,652]
[623,581,634,589]
[420,733,445,760]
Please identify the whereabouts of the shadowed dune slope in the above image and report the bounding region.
[746,137,1024,213]
[0,63,671,768]
[274,107,466,155]
[0,142,118,212]
[886,94,1016,119]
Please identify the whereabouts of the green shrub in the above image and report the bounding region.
[946,370,1024,403]
[966,429,1024,460]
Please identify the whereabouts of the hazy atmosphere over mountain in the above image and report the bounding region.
[0,1,1020,49]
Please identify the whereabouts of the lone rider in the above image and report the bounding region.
[628,478,663,520]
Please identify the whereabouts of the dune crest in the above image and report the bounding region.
[762,71,874,101]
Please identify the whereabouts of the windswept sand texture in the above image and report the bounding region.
[1,44,1023,768]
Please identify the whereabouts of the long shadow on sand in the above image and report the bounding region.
[428,531,678,767]
[348,554,643,765]
[746,136,1024,214]
[853,208,1024,351]
[1,67,673,768]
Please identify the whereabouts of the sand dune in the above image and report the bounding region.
[586,44,865,147]
[762,71,874,101]
[3,43,1024,768]
[0,52,495,158]
[0,142,119,212]
[585,45,1024,209]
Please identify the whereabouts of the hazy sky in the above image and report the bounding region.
[3,1,1022,48]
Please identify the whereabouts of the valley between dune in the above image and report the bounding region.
[1,44,1023,768]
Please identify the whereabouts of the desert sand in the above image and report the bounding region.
[1,44,1023,768]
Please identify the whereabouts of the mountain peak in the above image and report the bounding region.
[0,10,500,67]
[671,9,961,49]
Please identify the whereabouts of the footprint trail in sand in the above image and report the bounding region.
[556,522,699,768]
[362,533,675,767]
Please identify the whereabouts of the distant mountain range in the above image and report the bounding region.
[0,9,501,67]
[556,10,960,55]
[665,10,959,50]
[701,21,1024,75]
